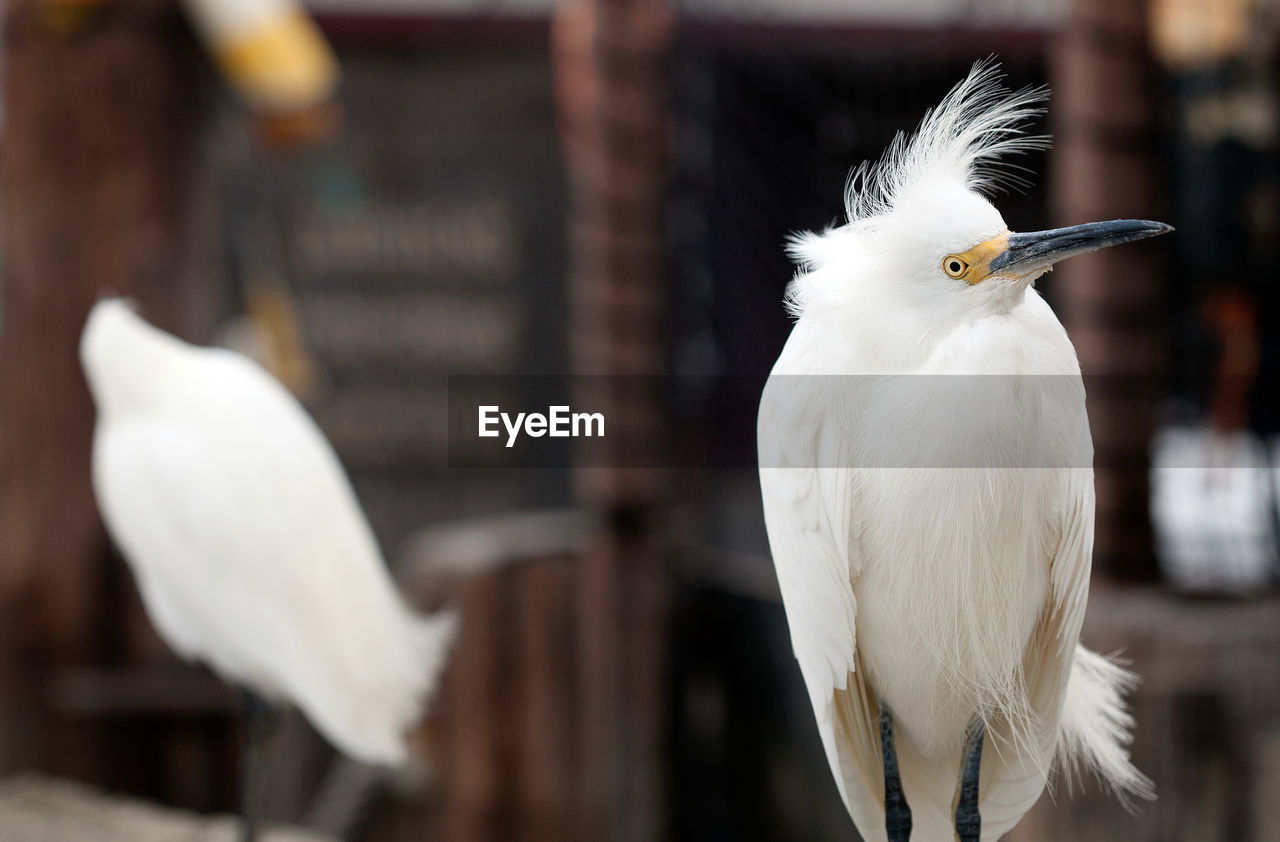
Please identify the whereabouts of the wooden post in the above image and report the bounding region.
[1049,0,1164,580]
[0,0,199,777]
[553,1,672,840]
[397,512,591,842]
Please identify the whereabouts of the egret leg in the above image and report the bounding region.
[878,701,912,842]
[954,719,985,842]
[239,689,276,842]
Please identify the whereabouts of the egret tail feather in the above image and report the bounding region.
[1055,646,1154,805]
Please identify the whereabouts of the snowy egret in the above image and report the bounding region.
[80,299,455,840]
[758,62,1167,842]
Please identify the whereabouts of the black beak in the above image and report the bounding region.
[989,219,1173,277]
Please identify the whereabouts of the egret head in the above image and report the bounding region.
[784,60,1171,341]
[81,298,189,415]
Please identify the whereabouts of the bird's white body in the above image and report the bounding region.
[82,301,454,766]
[758,65,1151,841]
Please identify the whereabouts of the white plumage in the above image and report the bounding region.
[758,62,1160,841]
[81,299,454,766]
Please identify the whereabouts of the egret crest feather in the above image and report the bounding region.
[843,59,1049,225]
[784,61,1050,319]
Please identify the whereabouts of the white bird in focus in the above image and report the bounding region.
[758,62,1168,842]
[81,299,455,838]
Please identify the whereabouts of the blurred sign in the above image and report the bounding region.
[240,48,569,550]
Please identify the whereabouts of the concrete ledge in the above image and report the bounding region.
[0,774,335,842]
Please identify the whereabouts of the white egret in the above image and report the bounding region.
[80,299,455,840]
[758,62,1167,842]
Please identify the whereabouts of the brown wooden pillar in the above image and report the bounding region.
[553,1,672,840]
[1050,0,1164,581]
[0,0,198,775]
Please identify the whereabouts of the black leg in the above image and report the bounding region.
[954,719,985,842]
[239,689,276,842]
[878,701,912,842]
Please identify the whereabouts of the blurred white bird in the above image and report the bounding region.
[81,299,455,838]
[758,62,1168,842]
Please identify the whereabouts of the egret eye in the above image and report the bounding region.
[943,256,969,279]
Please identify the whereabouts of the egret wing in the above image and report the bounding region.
[759,376,885,835]
[94,418,312,690]
[93,353,444,764]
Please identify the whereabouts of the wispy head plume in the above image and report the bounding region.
[843,58,1050,223]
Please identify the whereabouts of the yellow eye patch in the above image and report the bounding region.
[942,231,1011,285]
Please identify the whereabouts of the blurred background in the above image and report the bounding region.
[0,0,1278,840]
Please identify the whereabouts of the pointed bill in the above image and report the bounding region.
[989,219,1173,278]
